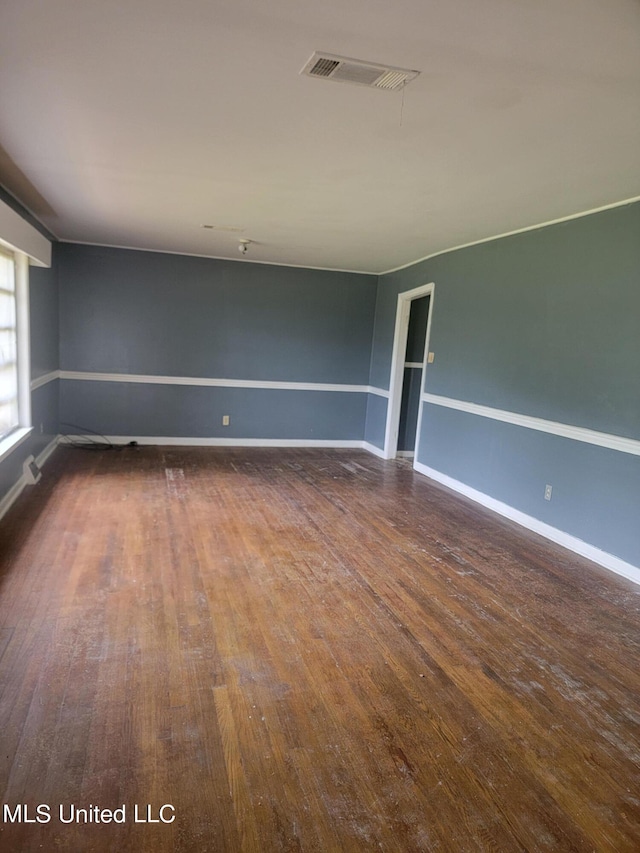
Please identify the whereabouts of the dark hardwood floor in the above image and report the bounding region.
[0,446,638,852]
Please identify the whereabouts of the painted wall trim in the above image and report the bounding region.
[381,195,640,276]
[368,386,390,398]
[0,184,59,242]
[31,370,61,390]
[62,436,376,450]
[0,427,32,465]
[423,393,640,457]
[362,441,386,459]
[414,461,640,587]
[384,283,435,459]
[0,197,51,267]
[35,434,60,469]
[0,435,59,524]
[59,370,390,397]
[16,254,31,428]
[0,471,28,525]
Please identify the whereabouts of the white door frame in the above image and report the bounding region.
[383,282,435,460]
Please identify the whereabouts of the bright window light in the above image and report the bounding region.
[0,248,18,440]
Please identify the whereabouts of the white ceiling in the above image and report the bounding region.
[1,0,639,274]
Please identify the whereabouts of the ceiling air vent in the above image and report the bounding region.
[301,52,419,91]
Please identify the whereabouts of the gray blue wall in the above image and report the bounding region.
[368,202,640,568]
[57,244,377,441]
[2,190,638,574]
[29,246,60,454]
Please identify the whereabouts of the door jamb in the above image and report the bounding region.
[383,282,435,460]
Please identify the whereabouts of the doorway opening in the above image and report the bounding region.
[383,283,434,460]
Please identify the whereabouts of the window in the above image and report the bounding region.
[0,196,44,458]
[0,248,18,441]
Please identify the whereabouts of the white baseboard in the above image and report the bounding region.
[62,434,393,458]
[36,435,60,467]
[414,461,640,588]
[0,435,60,524]
[61,435,398,461]
[0,474,29,524]
[362,441,386,459]
[61,435,368,449]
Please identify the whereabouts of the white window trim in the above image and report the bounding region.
[0,193,51,462]
[15,252,31,427]
[0,426,32,464]
[0,250,33,459]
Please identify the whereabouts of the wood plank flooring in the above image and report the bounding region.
[0,446,638,852]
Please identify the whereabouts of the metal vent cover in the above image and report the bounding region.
[301,52,419,91]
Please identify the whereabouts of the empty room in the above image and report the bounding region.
[1,1,639,850]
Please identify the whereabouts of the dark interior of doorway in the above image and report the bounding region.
[397,295,430,455]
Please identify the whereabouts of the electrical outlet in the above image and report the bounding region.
[544,484,553,501]
[427,351,435,364]
[222,415,230,426]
